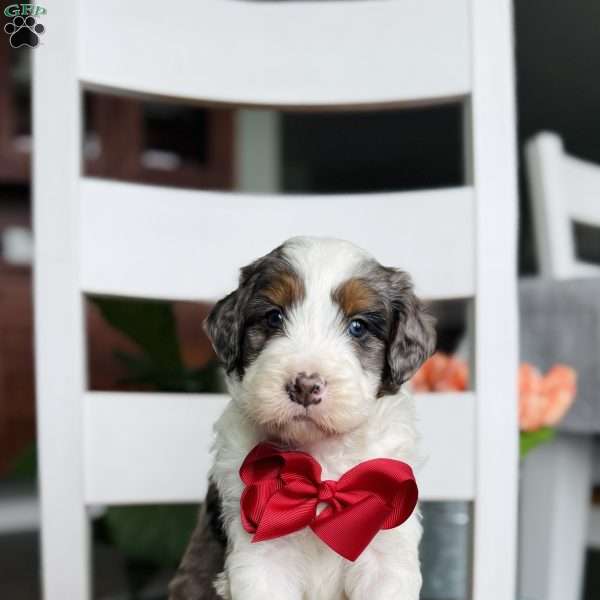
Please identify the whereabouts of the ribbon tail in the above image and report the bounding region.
[311,496,389,561]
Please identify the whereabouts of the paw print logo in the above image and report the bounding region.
[4,16,45,49]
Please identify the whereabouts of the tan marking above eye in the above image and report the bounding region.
[333,278,377,316]
[262,272,305,308]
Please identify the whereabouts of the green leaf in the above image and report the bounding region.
[7,442,37,480]
[104,504,199,567]
[179,362,224,393]
[88,297,224,571]
[113,351,223,393]
[520,427,556,458]
[91,297,183,371]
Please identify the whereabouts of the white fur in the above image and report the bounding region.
[210,238,423,600]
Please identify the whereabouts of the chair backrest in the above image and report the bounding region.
[526,131,600,279]
[33,2,518,599]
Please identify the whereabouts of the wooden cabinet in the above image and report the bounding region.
[0,263,34,475]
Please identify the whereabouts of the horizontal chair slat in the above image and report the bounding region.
[80,179,475,301]
[80,0,470,107]
[83,391,475,504]
[84,392,226,505]
[418,391,475,501]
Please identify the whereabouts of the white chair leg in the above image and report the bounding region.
[519,434,593,600]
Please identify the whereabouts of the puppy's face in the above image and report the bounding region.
[205,237,435,445]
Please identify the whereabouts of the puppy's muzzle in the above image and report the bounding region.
[286,372,327,408]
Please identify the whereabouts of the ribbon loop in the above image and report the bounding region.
[239,443,418,561]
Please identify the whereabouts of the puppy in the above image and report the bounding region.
[205,237,435,600]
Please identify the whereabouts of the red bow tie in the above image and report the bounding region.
[239,443,418,561]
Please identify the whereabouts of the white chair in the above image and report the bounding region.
[521,131,600,600]
[33,2,519,598]
[527,132,600,280]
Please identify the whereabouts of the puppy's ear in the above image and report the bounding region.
[203,255,268,373]
[381,269,436,393]
[204,290,243,373]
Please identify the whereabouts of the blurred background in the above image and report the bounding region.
[1,1,600,599]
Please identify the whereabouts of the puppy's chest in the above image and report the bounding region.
[311,438,409,481]
[295,531,347,600]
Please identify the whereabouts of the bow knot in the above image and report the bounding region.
[239,443,418,561]
[318,480,337,502]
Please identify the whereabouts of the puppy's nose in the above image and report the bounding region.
[287,372,326,408]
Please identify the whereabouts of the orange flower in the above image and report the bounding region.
[518,363,577,431]
[518,363,545,432]
[410,358,432,392]
[411,352,468,392]
[438,355,469,392]
[414,355,577,433]
[540,365,577,427]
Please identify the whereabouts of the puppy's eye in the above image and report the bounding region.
[348,319,367,338]
[265,309,284,329]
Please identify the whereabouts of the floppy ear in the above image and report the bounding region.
[203,255,269,373]
[204,290,243,373]
[381,269,436,393]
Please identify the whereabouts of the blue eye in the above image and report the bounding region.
[348,319,366,338]
[266,309,284,329]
